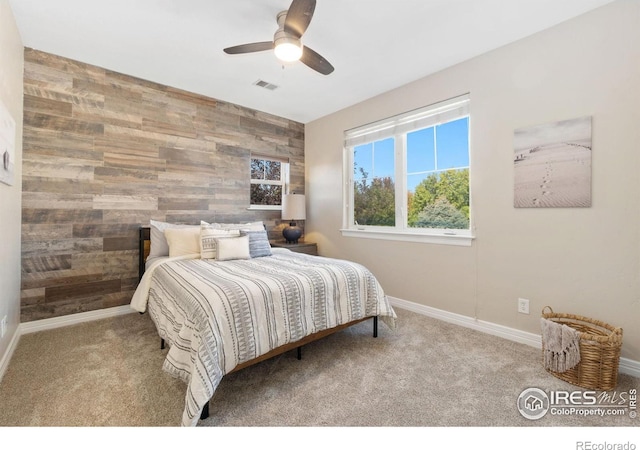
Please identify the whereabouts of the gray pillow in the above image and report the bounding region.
[241,230,272,258]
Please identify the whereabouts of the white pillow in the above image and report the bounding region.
[149,220,199,258]
[200,224,240,259]
[201,220,264,232]
[164,227,202,257]
[215,236,251,261]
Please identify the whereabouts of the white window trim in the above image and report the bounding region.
[340,228,474,246]
[342,94,474,246]
[247,205,283,211]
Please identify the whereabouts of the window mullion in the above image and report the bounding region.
[345,147,355,228]
[433,125,438,171]
[394,135,406,230]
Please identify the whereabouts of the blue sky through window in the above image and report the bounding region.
[436,118,469,169]
[354,137,395,180]
[354,117,469,192]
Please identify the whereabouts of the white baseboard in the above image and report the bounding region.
[0,327,21,383]
[19,305,135,335]
[388,296,640,379]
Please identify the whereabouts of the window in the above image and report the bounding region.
[250,155,289,209]
[343,94,472,245]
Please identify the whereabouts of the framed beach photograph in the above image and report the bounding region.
[513,116,592,208]
[0,98,16,186]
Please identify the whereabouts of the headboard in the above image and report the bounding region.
[138,227,151,281]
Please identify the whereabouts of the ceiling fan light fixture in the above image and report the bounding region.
[274,33,302,62]
[224,0,333,75]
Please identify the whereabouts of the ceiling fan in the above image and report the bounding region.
[223,0,334,75]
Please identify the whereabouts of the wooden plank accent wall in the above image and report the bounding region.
[21,48,305,322]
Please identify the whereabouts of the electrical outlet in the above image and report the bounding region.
[0,315,6,338]
[518,298,530,315]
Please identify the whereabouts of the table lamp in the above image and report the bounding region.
[281,194,306,244]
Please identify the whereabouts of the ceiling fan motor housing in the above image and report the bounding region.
[274,10,302,62]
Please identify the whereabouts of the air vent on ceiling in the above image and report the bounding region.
[253,79,279,91]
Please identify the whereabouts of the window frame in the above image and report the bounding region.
[248,154,290,211]
[341,94,474,246]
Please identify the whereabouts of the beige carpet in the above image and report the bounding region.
[0,307,637,428]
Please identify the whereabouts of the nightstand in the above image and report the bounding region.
[270,240,318,256]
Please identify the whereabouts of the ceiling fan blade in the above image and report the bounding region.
[284,0,316,38]
[223,41,274,55]
[300,46,334,75]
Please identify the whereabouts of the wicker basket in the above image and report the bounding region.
[541,306,623,391]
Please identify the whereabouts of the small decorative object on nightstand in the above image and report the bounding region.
[281,193,306,244]
[270,240,318,256]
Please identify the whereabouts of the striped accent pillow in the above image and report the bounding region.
[242,230,272,258]
[200,224,240,259]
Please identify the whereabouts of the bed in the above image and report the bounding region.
[130,224,396,426]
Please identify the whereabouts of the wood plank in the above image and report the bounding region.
[103,236,138,252]
[24,111,104,135]
[158,197,211,211]
[21,269,104,290]
[72,251,137,277]
[103,152,167,171]
[23,84,105,105]
[102,183,159,197]
[22,208,103,224]
[23,61,74,88]
[20,288,46,307]
[93,194,158,210]
[101,210,165,224]
[142,117,197,139]
[72,223,139,238]
[22,224,73,242]
[22,150,101,170]
[94,136,159,159]
[24,94,73,117]
[159,146,216,166]
[22,192,94,210]
[45,279,121,302]
[22,255,72,273]
[23,126,95,150]
[22,177,104,196]
[94,166,158,183]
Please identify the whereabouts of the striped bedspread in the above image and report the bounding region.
[130,249,396,426]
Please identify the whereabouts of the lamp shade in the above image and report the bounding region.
[281,194,306,220]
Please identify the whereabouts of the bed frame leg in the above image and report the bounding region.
[373,316,378,338]
[160,338,165,350]
[297,346,302,360]
[200,402,209,420]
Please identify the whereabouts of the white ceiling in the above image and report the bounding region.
[9,0,614,124]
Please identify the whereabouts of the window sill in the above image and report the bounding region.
[247,205,282,211]
[340,228,474,246]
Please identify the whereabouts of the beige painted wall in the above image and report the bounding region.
[306,1,640,361]
[0,0,24,361]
